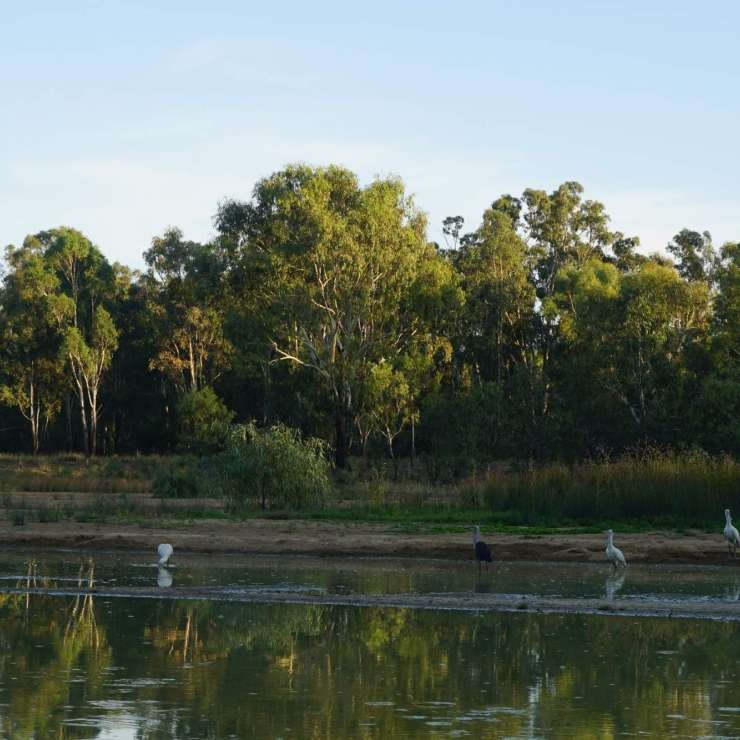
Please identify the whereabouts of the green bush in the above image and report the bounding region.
[151,459,201,498]
[175,387,234,455]
[216,423,332,510]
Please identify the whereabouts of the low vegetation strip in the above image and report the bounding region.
[0,450,738,532]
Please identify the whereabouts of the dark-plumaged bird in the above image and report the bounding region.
[471,525,492,572]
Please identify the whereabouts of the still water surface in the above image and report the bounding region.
[1,551,739,738]
[1,550,740,602]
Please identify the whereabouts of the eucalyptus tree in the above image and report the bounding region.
[667,229,716,283]
[452,202,537,454]
[550,258,626,452]
[28,227,121,455]
[553,257,710,447]
[521,182,615,298]
[216,165,433,466]
[0,241,65,452]
[366,361,415,466]
[698,240,740,451]
[144,228,233,396]
[454,201,535,386]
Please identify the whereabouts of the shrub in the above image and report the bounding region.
[175,387,234,455]
[151,459,201,498]
[216,423,332,510]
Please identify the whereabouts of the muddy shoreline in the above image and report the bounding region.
[1,520,738,566]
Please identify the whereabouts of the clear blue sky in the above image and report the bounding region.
[2,1,739,267]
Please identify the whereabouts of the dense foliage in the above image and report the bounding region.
[1,167,738,467]
[215,423,332,509]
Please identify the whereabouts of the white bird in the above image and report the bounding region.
[605,529,627,570]
[157,543,174,566]
[724,509,740,557]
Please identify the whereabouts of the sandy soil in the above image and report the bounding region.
[1,519,738,566]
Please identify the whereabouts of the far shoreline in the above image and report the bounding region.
[1,520,738,567]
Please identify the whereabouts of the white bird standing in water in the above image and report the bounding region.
[724,509,740,557]
[157,543,174,566]
[605,529,627,570]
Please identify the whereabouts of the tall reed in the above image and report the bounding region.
[477,450,740,524]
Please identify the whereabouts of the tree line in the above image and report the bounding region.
[1,165,737,466]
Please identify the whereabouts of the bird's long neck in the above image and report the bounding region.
[727,512,733,525]
[607,531,613,545]
[472,529,479,545]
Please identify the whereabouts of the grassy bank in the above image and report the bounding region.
[0,451,738,533]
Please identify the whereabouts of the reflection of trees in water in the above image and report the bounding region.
[0,558,111,739]
[2,591,740,738]
[128,604,740,739]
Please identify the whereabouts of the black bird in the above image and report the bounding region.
[472,525,492,572]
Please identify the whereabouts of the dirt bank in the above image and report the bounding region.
[1,519,738,566]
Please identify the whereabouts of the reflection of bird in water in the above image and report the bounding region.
[157,567,173,588]
[157,543,174,566]
[724,509,739,557]
[605,529,627,571]
[471,526,493,573]
[474,579,493,594]
[724,579,740,602]
[605,570,626,600]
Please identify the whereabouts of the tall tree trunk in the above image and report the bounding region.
[386,432,399,480]
[65,395,74,451]
[28,373,39,455]
[334,410,351,469]
[333,381,353,468]
[89,395,98,456]
[261,362,271,424]
[78,392,89,457]
[410,415,416,467]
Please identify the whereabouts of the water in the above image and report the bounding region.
[1,550,739,603]
[1,551,740,738]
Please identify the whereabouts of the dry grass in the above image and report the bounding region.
[0,453,177,494]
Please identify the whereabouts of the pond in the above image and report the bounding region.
[1,551,740,738]
[1,549,740,603]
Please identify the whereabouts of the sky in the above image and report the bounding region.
[2,0,739,268]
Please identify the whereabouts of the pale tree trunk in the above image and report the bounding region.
[17,372,41,455]
[410,415,415,468]
[89,385,98,456]
[70,362,91,456]
[77,390,90,456]
[65,395,74,451]
[188,338,197,392]
[29,373,39,455]
[385,429,399,481]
